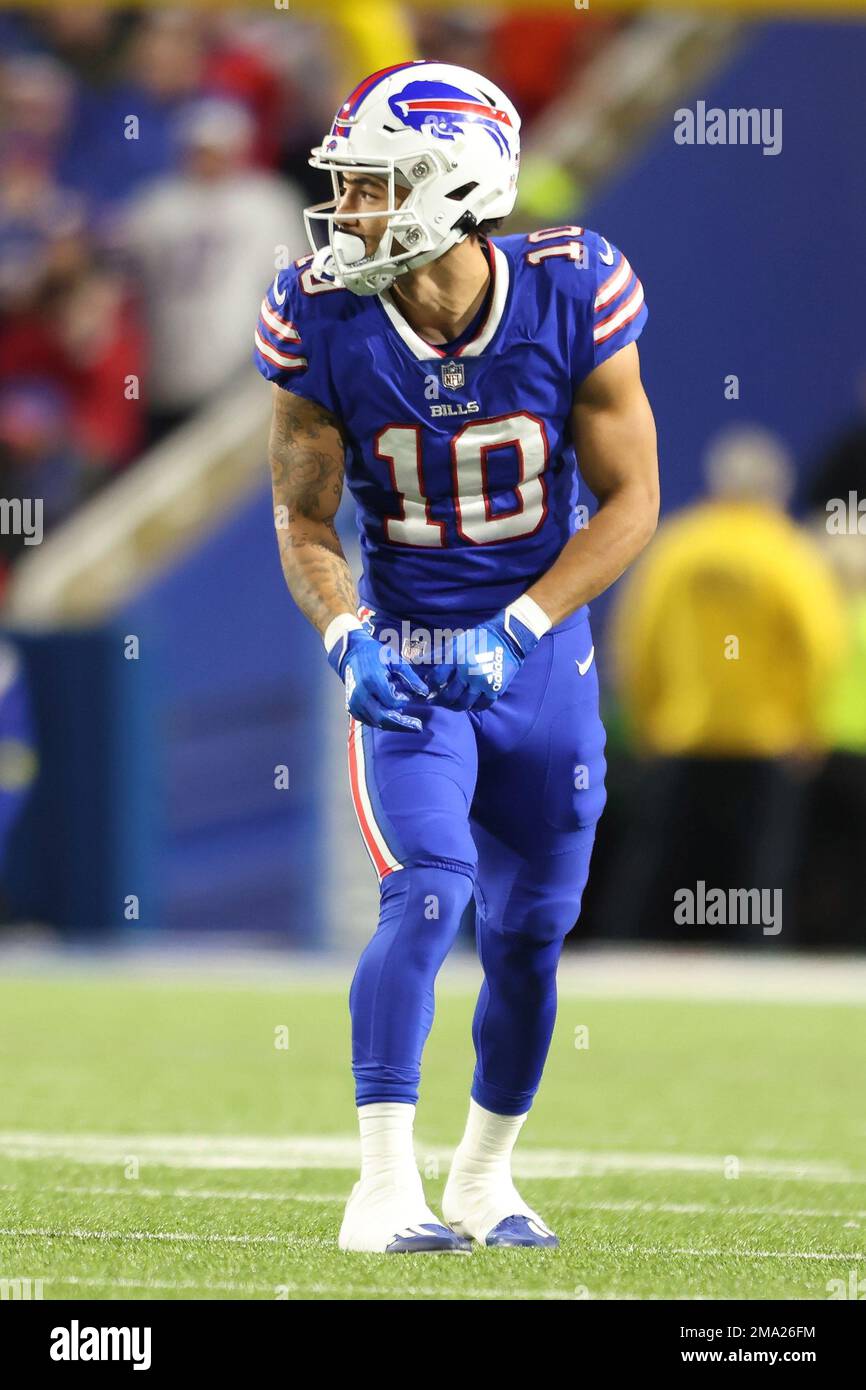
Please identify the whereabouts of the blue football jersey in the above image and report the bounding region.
[253,225,647,626]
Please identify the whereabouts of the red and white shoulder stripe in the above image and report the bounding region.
[254,277,308,373]
[593,251,645,347]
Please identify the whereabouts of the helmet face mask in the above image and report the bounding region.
[304,62,521,296]
[304,156,444,296]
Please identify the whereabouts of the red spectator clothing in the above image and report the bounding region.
[489,13,621,125]
[0,293,146,471]
[66,293,146,469]
[203,44,290,169]
[0,312,53,381]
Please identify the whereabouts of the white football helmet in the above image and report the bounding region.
[304,60,521,296]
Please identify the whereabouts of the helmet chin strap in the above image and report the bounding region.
[316,226,406,296]
[323,228,401,295]
[316,205,473,297]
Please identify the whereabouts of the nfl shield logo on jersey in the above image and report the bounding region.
[441,359,465,390]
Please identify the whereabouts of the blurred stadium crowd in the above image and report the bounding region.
[0,6,864,947]
[0,7,618,586]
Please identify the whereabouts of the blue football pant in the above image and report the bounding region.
[346,611,606,1116]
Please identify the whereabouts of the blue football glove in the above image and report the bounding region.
[327,624,429,733]
[423,599,550,711]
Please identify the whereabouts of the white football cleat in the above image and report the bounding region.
[338,1178,472,1254]
[442,1166,559,1248]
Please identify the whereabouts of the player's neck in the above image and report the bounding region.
[389,236,491,345]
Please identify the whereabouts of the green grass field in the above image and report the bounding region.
[0,966,863,1300]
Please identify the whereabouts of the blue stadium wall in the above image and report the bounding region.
[583,20,866,526]
[574,18,866,655]
[5,488,329,942]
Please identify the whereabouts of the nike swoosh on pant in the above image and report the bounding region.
[576,646,595,676]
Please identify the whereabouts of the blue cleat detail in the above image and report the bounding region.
[485,1215,560,1248]
[385,1223,473,1254]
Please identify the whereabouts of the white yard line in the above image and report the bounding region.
[3,1182,864,1223]
[49,1274,578,1299]
[54,1275,278,1295]
[0,1131,862,1184]
[1,1229,859,1263]
[0,1227,325,1246]
[0,1182,344,1204]
[567,1199,865,1221]
[647,1246,864,1262]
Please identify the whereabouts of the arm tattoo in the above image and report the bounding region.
[268,388,357,633]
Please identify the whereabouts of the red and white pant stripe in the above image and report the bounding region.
[347,716,403,881]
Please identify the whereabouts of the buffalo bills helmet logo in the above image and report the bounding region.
[388,80,513,156]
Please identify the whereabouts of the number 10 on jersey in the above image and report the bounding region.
[375,412,550,547]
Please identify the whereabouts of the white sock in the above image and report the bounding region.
[451,1097,529,1176]
[357,1102,422,1189]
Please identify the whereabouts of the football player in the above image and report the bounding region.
[254,61,659,1253]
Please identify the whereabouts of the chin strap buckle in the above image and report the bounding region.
[310,246,340,283]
